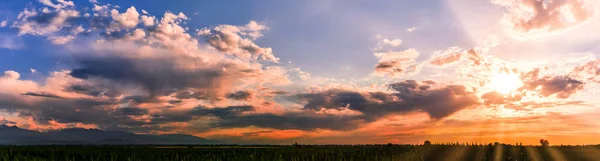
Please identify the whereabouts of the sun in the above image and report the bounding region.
[488,73,523,94]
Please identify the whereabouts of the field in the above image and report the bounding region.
[1,144,600,161]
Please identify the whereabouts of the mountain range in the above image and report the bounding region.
[0,124,220,145]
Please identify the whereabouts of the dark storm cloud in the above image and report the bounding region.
[297,80,480,120]
[116,107,149,116]
[149,105,365,131]
[69,55,235,99]
[0,93,148,129]
[65,83,123,97]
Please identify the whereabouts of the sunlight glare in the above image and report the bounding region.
[489,73,523,94]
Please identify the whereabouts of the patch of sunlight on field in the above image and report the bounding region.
[446,146,468,161]
[493,145,504,161]
[545,146,567,161]
[525,146,541,161]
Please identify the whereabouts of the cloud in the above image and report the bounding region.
[520,75,585,99]
[373,48,421,76]
[0,20,7,27]
[0,34,25,49]
[226,90,253,101]
[570,59,600,83]
[2,70,20,80]
[0,118,16,125]
[406,27,417,32]
[22,92,64,99]
[298,80,480,120]
[198,21,279,62]
[116,107,149,116]
[110,6,140,29]
[493,0,597,38]
[428,47,484,67]
[481,91,522,105]
[48,35,74,44]
[0,1,299,134]
[13,7,80,36]
[39,0,75,9]
[140,15,155,26]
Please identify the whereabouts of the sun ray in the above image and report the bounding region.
[488,73,523,95]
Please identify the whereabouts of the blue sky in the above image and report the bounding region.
[2,0,600,144]
[1,0,476,79]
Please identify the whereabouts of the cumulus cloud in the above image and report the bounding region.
[0,0,300,134]
[140,15,155,26]
[2,70,21,80]
[39,0,75,9]
[110,6,140,29]
[493,0,597,38]
[0,20,7,27]
[13,6,80,36]
[198,21,279,62]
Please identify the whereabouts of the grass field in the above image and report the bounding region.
[2,144,600,161]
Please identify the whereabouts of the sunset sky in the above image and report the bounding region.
[1,0,600,145]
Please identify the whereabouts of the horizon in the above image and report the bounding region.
[2,0,600,146]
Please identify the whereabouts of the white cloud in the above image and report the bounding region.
[141,15,155,26]
[111,6,140,29]
[48,35,75,44]
[198,21,279,62]
[30,69,37,73]
[374,36,402,50]
[38,0,75,9]
[406,27,417,32]
[2,71,20,80]
[0,20,7,27]
[93,4,110,17]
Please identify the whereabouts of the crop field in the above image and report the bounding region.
[1,144,600,161]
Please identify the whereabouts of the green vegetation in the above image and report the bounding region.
[1,144,600,161]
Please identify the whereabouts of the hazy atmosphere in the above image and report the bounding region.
[2,0,600,145]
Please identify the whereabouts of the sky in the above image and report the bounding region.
[1,0,600,145]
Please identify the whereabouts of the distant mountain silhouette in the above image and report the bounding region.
[0,124,220,145]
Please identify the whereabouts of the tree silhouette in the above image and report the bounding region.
[424,140,431,146]
[540,139,550,146]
